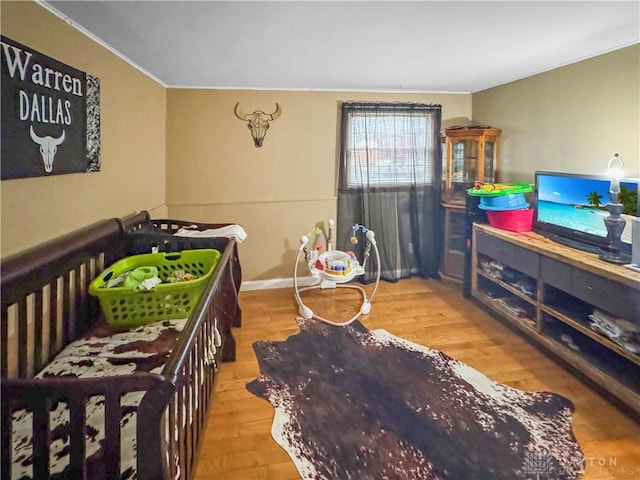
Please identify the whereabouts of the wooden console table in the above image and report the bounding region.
[471,223,640,416]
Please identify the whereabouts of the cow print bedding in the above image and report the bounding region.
[11,319,221,480]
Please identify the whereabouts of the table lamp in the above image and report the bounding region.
[599,153,631,264]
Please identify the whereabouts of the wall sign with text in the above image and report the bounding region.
[1,36,101,180]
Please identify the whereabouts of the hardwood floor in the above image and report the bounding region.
[194,278,639,479]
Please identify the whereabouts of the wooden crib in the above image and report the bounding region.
[1,213,241,479]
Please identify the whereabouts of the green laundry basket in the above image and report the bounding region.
[89,249,221,329]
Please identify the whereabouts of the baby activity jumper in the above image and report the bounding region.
[293,220,381,326]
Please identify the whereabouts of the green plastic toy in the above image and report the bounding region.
[467,182,533,197]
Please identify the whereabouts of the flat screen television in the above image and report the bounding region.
[533,171,639,254]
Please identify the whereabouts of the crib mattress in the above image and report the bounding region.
[10,318,219,480]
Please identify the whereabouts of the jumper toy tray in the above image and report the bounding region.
[293,220,380,326]
[309,250,365,282]
[467,182,533,197]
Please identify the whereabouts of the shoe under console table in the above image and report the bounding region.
[470,223,640,417]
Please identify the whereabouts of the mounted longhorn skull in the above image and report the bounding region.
[234,103,281,147]
[30,126,66,173]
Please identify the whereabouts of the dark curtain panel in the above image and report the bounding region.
[337,102,442,282]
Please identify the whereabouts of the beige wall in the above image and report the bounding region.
[5,2,635,282]
[472,44,640,182]
[0,1,167,258]
[166,90,471,280]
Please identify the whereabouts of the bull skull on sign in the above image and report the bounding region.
[234,103,281,147]
[30,125,66,173]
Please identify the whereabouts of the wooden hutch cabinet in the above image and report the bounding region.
[440,126,501,283]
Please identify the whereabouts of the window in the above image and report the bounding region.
[342,107,438,188]
[337,102,443,280]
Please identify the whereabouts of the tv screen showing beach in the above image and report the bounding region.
[536,174,638,245]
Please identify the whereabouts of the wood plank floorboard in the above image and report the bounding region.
[194,278,639,479]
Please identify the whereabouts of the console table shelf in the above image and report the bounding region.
[471,224,640,417]
[477,269,538,303]
[540,304,640,366]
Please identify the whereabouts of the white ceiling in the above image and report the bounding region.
[42,0,640,93]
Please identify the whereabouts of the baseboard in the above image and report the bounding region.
[240,276,318,291]
[241,268,412,291]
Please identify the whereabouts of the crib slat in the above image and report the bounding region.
[207,309,217,397]
[32,399,51,479]
[103,393,121,479]
[17,299,28,378]
[33,290,44,375]
[178,383,186,479]
[1,399,11,479]
[68,396,87,478]
[185,361,194,479]
[1,308,8,378]
[75,263,93,337]
[199,327,207,427]
[63,272,74,345]
[191,344,198,477]
[50,278,60,359]
[74,266,84,335]
[195,334,204,447]
[168,396,178,479]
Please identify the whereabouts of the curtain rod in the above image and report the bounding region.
[342,102,442,110]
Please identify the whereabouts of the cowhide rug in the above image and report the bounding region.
[247,318,585,480]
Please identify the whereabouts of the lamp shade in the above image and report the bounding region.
[607,153,625,195]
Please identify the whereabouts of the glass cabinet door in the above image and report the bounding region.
[441,207,466,281]
[446,139,478,204]
[483,139,496,183]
